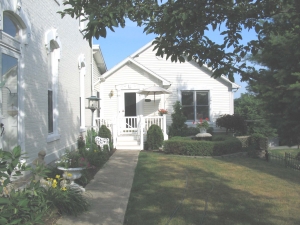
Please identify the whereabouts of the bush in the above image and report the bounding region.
[183,127,199,136]
[164,135,242,156]
[216,114,247,135]
[249,133,268,150]
[0,181,49,225]
[147,124,164,150]
[168,101,188,137]
[164,139,214,156]
[85,128,98,149]
[207,127,214,134]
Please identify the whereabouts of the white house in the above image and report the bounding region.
[0,1,106,165]
[94,41,240,150]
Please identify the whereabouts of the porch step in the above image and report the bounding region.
[116,135,141,150]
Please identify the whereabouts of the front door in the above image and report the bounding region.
[124,93,137,130]
[124,92,136,117]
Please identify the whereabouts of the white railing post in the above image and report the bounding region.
[112,117,117,149]
[139,115,144,150]
[163,114,168,140]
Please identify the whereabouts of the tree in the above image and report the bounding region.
[234,93,277,137]
[245,7,300,147]
[58,0,300,80]
[168,101,187,137]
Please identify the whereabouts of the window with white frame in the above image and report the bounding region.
[46,38,60,139]
[181,91,209,121]
[3,12,20,39]
[1,11,21,151]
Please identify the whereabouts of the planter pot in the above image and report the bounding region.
[57,167,85,192]
[199,128,207,133]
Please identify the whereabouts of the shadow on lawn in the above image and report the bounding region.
[124,151,300,225]
[214,154,300,186]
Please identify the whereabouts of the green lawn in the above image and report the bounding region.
[269,148,300,157]
[124,151,300,225]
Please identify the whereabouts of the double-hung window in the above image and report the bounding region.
[181,91,209,121]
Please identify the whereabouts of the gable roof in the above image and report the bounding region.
[129,40,241,90]
[100,56,171,85]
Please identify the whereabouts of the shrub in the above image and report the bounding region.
[216,114,247,135]
[212,137,243,155]
[0,181,49,225]
[164,135,242,156]
[42,180,89,216]
[207,127,214,134]
[249,133,268,150]
[164,139,214,156]
[147,124,164,150]
[183,127,199,136]
[0,147,49,225]
[85,128,98,149]
[168,101,188,137]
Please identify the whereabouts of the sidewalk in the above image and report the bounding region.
[56,150,140,225]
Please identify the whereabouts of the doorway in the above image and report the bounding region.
[124,92,136,116]
[124,93,136,129]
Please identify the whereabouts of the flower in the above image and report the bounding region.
[52,179,58,188]
[193,118,210,130]
[158,109,168,114]
[55,150,90,168]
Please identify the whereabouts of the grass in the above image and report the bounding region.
[269,148,300,157]
[124,151,300,225]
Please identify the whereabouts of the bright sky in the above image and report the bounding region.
[94,21,257,99]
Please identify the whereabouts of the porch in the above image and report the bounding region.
[94,115,168,150]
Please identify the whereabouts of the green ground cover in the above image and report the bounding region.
[124,151,300,225]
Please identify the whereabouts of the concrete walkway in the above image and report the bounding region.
[56,150,140,225]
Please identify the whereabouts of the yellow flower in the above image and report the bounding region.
[55,175,60,179]
[52,179,58,188]
[61,187,67,191]
[67,173,72,177]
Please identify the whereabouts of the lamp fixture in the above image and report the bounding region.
[109,90,114,97]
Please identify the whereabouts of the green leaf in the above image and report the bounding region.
[0,218,8,224]
[0,197,10,205]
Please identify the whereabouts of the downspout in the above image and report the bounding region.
[91,39,93,95]
[91,40,94,127]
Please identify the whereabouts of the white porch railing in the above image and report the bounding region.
[94,115,168,150]
[118,116,138,135]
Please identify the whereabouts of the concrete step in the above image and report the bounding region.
[117,141,139,146]
[116,145,141,150]
[117,135,139,141]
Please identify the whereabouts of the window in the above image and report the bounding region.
[48,90,53,133]
[45,32,61,141]
[182,91,209,121]
[3,13,20,39]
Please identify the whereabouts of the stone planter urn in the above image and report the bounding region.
[57,167,85,192]
[199,128,207,133]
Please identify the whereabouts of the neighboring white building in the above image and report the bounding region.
[95,41,240,150]
[0,1,106,164]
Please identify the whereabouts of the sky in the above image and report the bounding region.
[94,21,257,99]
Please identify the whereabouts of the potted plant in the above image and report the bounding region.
[193,118,210,133]
[158,109,168,116]
[55,150,90,190]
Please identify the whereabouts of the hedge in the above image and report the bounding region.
[163,136,242,156]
